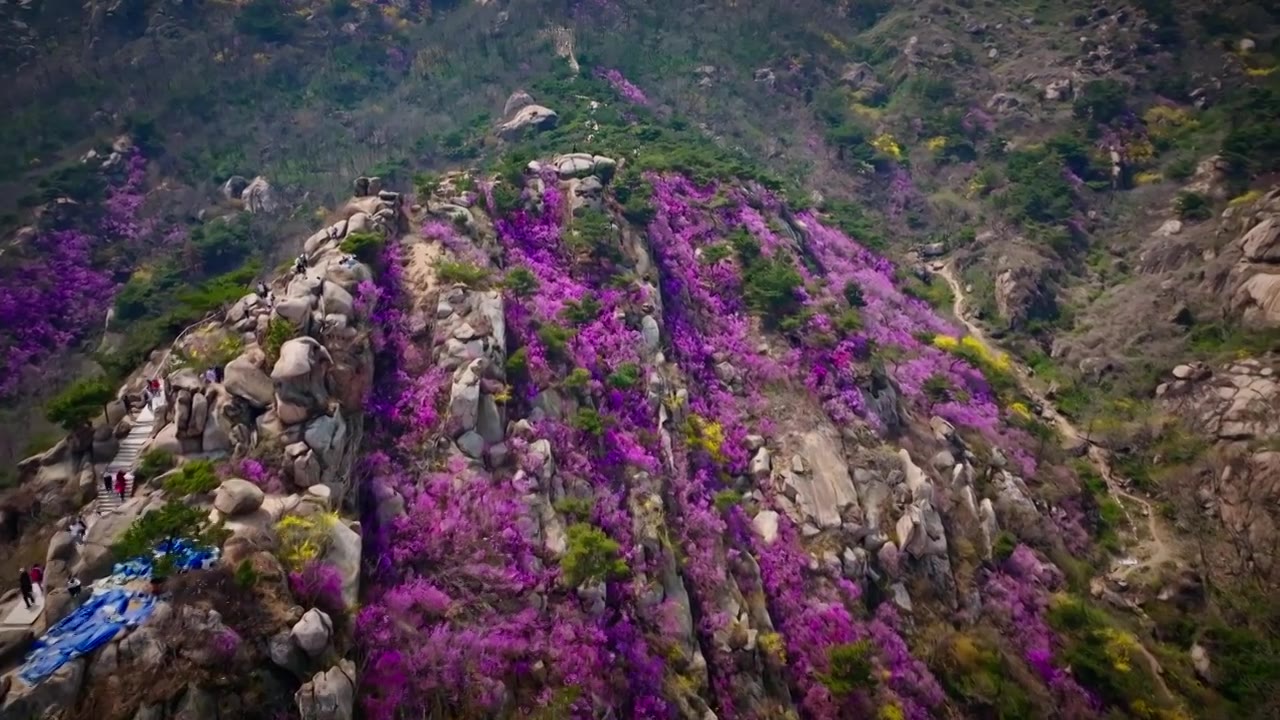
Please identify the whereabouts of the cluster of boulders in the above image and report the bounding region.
[438,284,509,467]
[497,90,558,141]
[1157,359,1279,440]
[1227,188,1280,325]
[220,175,280,214]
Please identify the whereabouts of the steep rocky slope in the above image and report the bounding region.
[2,0,1280,719]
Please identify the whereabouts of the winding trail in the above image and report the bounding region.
[932,261,1181,701]
[931,262,1176,579]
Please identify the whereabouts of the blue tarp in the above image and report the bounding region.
[17,588,156,685]
[17,539,219,686]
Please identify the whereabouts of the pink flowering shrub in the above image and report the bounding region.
[290,562,346,618]
[596,67,650,105]
[0,151,155,398]
[983,545,1096,714]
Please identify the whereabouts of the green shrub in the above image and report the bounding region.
[436,260,490,287]
[234,559,259,589]
[46,378,114,431]
[564,368,591,392]
[263,317,295,366]
[137,449,176,483]
[490,184,522,215]
[843,281,866,308]
[112,499,219,564]
[506,347,529,376]
[193,215,256,276]
[565,209,614,257]
[606,363,641,390]
[561,523,629,587]
[1165,155,1196,181]
[162,459,221,496]
[503,267,540,297]
[818,641,878,698]
[572,408,606,436]
[1220,83,1280,178]
[1174,191,1213,221]
[1000,148,1076,225]
[992,531,1018,562]
[537,325,576,362]
[700,243,734,264]
[933,631,1036,718]
[553,496,594,523]
[713,489,743,512]
[412,172,439,198]
[560,294,601,325]
[339,230,385,264]
[1073,80,1129,127]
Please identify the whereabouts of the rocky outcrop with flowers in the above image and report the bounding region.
[0,178,410,720]
[347,134,1154,718]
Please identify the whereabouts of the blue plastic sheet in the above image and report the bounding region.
[17,588,156,685]
[17,539,219,686]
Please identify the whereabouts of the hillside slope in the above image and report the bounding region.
[1,0,1280,718]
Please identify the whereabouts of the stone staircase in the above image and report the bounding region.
[97,392,165,512]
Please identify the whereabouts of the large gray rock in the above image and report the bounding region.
[449,360,483,433]
[0,657,84,718]
[321,520,361,608]
[1241,218,1280,262]
[296,659,356,720]
[223,351,275,408]
[784,428,860,528]
[214,479,265,517]
[751,510,780,545]
[0,629,33,667]
[242,176,280,214]
[291,608,334,658]
[497,104,558,140]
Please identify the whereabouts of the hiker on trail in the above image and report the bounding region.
[103,473,113,494]
[127,471,138,497]
[29,564,43,598]
[115,473,127,502]
[256,281,269,298]
[17,568,34,609]
[203,367,217,384]
[70,517,86,544]
[214,365,224,383]
[294,253,308,275]
[67,577,82,599]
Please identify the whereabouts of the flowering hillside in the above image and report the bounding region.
[345,106,1181,715]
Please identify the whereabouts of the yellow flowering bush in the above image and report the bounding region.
[758,632,787,664]
[1142,106,1198,144]
[925,136,948,152]
[1134,171,1163,186]
[1100,627,1139,673]
[276,512,338,571]
[877,703,905,720]
[1246,66,1277,77]
[1229,189,1263,207]
[684,414,726,462]
[1008,402,1032,420]
[932,335,959,351]
[871,133,904,161]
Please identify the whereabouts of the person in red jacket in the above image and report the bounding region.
[115,473,127,502]
[28,564,43,599]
